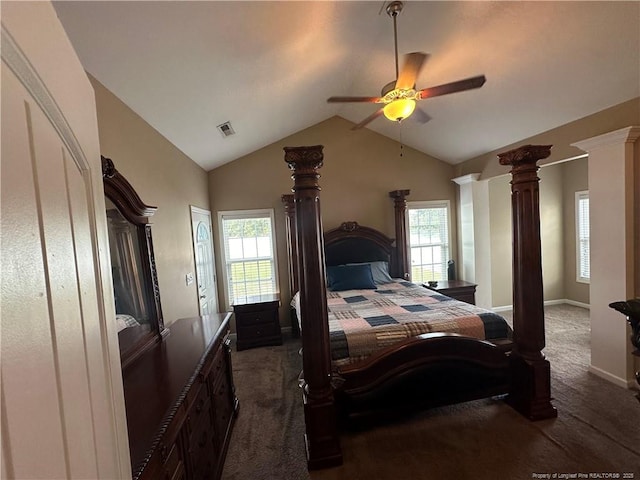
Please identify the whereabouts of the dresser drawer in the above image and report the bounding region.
[140,438,185,480]
[186,394,213,446]
[212,372,234,449]
[184,377,207,415]
[186,414,214,478]
[208,344,229,387]
[192,450,217,480]
[162,442,185,480]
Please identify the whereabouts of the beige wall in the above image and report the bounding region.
[208,116,458,324]
[489,163,569,308]
[562,158,590,304]
[540,163,565,302]
[488,175,512,307]
[90,76,210,325]
[457,98,640,180]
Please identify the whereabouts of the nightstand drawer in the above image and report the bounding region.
[237,321,281,340]
[236,309,277,326]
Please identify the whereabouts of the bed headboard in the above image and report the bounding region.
[324,222,394,267]
[281,191,411,297]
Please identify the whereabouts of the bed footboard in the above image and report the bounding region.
[332,333,512,423]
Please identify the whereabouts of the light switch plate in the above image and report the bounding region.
[186,272,194,286]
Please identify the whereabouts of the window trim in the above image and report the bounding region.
[575,190,590,284]
[405,200,452,283]
[217,208,279,309]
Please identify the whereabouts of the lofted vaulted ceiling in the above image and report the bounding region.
[53,1,640,171]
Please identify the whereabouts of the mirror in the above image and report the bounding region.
[102,156,168,368]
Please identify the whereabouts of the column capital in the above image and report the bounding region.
[498,145,552,167]
[388,189,410,200]
[284,145,324,172]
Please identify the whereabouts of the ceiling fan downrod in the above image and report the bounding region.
[386,1,404,79]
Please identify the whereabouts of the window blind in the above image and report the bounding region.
[576,191,590,282]
[219,211,277,304]
[407,202,450,283]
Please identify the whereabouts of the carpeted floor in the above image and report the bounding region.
[221,305,640,480]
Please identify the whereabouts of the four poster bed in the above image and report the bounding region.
[282,144,557,469]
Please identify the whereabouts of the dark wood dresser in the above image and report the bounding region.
[233,294,282,351]
[424,279,477,305]
[123,312,238,480]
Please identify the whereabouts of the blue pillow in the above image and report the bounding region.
[347,261,393,285]
[327,264,377,291]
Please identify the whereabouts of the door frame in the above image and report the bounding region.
[190,206,218,315]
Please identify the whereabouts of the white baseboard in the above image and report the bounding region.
[588,364,636,389]
[492,305,512,313]
[563,299,591,309]
[491,299,590,312]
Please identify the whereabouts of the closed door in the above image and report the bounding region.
[1,2,130,478]
[191,207,218,315]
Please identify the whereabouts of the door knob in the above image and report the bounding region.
[200,295,206,299]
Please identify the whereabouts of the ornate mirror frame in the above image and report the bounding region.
[102,156,168,369]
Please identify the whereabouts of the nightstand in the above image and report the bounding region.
[423,280,477,305]
[233,293,282,351]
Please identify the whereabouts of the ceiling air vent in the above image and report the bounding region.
[217,121,235,138]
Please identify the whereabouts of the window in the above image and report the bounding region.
[218,209,279,306]
[407,201,451,283]
[576,191,590,283]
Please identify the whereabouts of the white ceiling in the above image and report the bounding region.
[53,1,640,171]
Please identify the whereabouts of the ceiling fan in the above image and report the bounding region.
[328,1,486,130]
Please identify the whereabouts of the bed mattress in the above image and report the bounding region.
[293,280,511,366]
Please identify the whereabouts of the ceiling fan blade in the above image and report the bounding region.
[351,108,385,130]
[395,52,429,90]
[417,75,486,100]
[411,106,431,124]
[327,96,382,103]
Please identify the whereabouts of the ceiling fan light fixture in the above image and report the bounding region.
[326,1,486,130]
[383,98,416,122]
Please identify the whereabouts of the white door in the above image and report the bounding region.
[1,3,130,479]
[191,206,219,315]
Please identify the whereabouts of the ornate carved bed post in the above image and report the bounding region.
[281,194,300,337]
[498,144,557,420]
[284,145,343,469]
[389,189,411,279]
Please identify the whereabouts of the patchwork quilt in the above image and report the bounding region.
[323,281,511,366]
